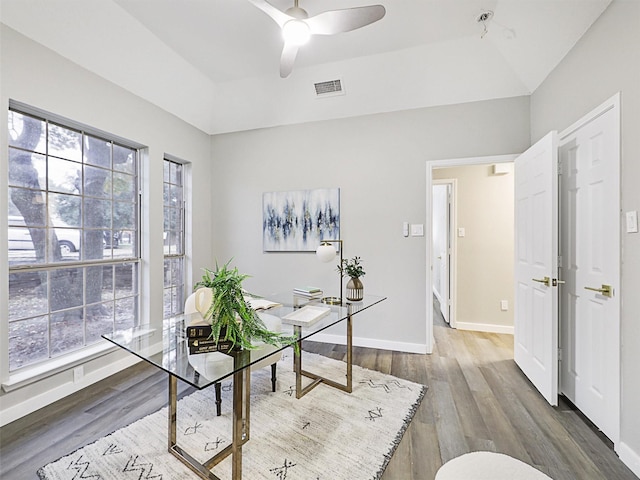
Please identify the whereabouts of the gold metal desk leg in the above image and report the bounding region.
[167,349,251,480]
[295,309,354,399]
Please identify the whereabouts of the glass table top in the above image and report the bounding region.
[102,293,386,389]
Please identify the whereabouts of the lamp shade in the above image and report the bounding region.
[316,243,336,263]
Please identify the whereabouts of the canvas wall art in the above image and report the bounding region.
[263,188,340,252]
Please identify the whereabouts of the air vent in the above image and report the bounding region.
[314,79,345,98]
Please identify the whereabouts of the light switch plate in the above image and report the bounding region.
[626,211,638,233]
[458,227,465,237]
[410,224,424,236]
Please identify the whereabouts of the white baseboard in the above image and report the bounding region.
[0,355,140,427]
[308,333,428,354]
[617,441,640,478]
[455,322,514,335]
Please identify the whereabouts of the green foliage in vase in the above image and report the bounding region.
[194,260,297,351]
[338,256,366,279]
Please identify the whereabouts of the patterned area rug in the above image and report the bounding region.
[38,352,426,480]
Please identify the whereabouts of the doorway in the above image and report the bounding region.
[425,154,517,354]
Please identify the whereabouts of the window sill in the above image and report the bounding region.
[2,341,119,392]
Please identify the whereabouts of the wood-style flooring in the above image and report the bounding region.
[0,310,637,480]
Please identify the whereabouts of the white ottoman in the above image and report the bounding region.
[435,452,553,480]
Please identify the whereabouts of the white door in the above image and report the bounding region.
[432,183,451,323]
[514,131,559,406]
[559,96,620,443]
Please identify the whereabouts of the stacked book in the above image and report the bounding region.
[293,286,323,299]
[185,322,233,355]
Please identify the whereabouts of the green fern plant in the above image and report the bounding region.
[194,260,296,351]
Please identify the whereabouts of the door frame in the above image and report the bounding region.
[425,154,517,353]
[432,178,456,327]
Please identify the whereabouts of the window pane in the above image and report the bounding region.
[114,201,135,230]
[83,198,112,228]
[84,165,111,199]
[163,160,170,183]
[50,309,84,356]
[113,144,135,174]
[114,230,135,259]
[115,263,137,299]
[174,163,183,185]
[170,185,183,207]
[82,230,105,261]
[9,316,49,370]
[97,265,114,301]
[50,228,81,262]
[115,297,136,331]
[8,271,48,320]
[163,289,173,318]
[8,111,46,154]
[8,150,46,188]
[48,123,81,162]
[8,226,44,266]
[50,267,83,312]
[86,302,114,343]
[113,172,135,202]
[84,136,111,168]
[50,193,81,227]
[48,157,81,195]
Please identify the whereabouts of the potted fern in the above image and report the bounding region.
[338,256,366,301]
[194,260,295,351]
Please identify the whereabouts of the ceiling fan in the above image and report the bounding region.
[247,0,386,78]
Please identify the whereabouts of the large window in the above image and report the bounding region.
[7,104,141,372]
[163,158,185,318]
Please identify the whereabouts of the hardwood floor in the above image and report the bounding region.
[1,313,637,480]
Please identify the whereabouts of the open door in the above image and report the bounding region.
[514,131,559,406]
[432,182,451,323]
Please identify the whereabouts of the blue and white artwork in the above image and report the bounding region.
[263,188,340,252]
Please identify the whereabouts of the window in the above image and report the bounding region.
[163,158,185,318]
[7,104,141,372]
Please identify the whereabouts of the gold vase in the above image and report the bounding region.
[346,277,364,301]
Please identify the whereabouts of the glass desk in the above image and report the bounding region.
[103,293,386,480]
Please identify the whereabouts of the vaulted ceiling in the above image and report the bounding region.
[1,0,611,134]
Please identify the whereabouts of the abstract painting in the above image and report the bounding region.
[263,188,340,252]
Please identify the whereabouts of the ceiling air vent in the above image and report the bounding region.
[314,79,345,98]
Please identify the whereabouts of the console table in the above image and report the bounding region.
[103,293,386,480]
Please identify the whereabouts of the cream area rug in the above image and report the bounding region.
[38,352,426,480]
[435,452,553,480]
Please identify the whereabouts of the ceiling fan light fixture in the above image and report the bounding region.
[282,19,311,45]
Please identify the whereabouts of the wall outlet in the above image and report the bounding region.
[73,366,84,383]
[500,300,508,311]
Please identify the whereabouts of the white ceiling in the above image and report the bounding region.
[1,0,611,134]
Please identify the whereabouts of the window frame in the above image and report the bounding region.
[6,100,145,373]
[162,156,187,318]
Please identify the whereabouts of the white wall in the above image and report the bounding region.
[0,26,213,425]
[433,164,514,332]
[530,0,640,474]
[209,97,530,353]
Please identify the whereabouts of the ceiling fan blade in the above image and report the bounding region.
[246,0,291,28]
[280,42,299,78]
[306,5,386,35]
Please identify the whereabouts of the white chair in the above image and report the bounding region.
[185,288,283,416]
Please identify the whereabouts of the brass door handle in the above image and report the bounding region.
[532,276,550,287]
[584,284,613,298]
